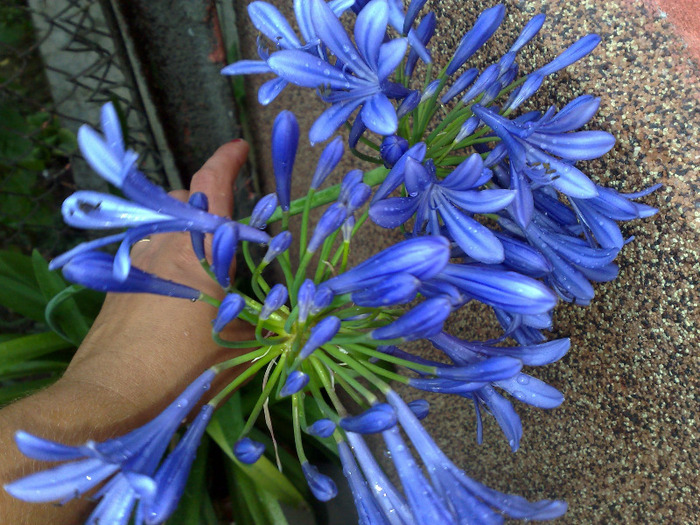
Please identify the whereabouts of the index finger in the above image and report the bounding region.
[189,140,249,218]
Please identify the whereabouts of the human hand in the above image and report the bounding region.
[59,139,256,423]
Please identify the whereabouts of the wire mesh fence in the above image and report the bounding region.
[0,0,170,255]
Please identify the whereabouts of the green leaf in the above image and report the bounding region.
[167,434,210,525]
[0,360,67,381]
[0,274,48,321]
[32,251,89,344]
[0,250,38,287]
[0,376,57,407]
[206,400,307,509]
[0,332,73,375]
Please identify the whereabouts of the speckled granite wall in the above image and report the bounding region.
[234,1,699,522]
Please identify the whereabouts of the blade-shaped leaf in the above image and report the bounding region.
[32,251,89,345]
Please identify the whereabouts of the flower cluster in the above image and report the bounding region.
[5,1,659,524]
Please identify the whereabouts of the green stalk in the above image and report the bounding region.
[299,187,316,260]
[209,348,279,406]
[265,166,388,224]
[316,352,378,404]
[240,353,288,436]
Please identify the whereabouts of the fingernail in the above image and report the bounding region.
[230,138,243,143]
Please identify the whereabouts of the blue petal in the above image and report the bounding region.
[403,157,432,194]
[435,356,523,382]
[509,13,546,53]
[446,5,505,76]
[536,33,601,77]
[377,38,408,82]
[272,111,299,211]
[460,63,500,104]
[544,233,619,268]
[324,235,449,293]
[49,233,126,270]
[267,50,360,89]
[77,125,125,187]
[87,476,137,525]
[212,222,239,288]
[302,462,338,501]
[369,196,419,229]
[336,442,393,525]
[382,426,457,524]
[248,1,302,49]
[442,188,514,213]
[573,199,624,249]
[4,458,118,503]
[63,252,201,300]
[61,191,172,230]
[310,0,375,79]
[495,373,564,409]
[372,297,451,341]
[221,59,273,75]
[354,0,388,71]
[528,130,615,161]
[14,431,84,462]
[438,263,557,315]
[436,193,505,264]
[537,95,601,133]
[477,386,522,451]
[441,152,486,190]
[372,142,426,202]
[258,77,289,105]
[310,98,365,144]
[360,93,398,136]
[403,0,428,34]
[525,147,598,198]
[311,137,344,189]
[100,103,124,158]
[441,67,479,104]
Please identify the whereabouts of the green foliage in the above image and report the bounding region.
[0,249,104,406]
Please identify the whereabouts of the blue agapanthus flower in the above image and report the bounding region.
[4,371,216,524]
[50,102,270,281]
[370,153,515,263]
[221,0,356,104]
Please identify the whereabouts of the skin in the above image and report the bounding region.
[0,140,255,524]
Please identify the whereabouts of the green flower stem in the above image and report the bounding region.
[426,102,465,144]
[240,352,288,437]
[333,373,368,408]
[198,258,217,282]
[291,250,314,305]
[276,249,295,291]
[315,351,378,405]
[313,230,340,283]
[328,210,369,270]
[322,345,394,393]
[212,332,263,349]
[242,241,257,275]
[344,343,434,374]
[212,345,271,373]
[345,122,381,151]
[350,148,383,164]
[341,241,350,273]
[306,366,341,420]
[198,293,221,308]
[252,261,271,301]
[309,356,351,416]
[208,347,279,406]
[264,166,388,224]
[299,187,316,260]
[292,393,308,463]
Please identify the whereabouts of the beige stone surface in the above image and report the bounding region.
[234,0,699,522]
